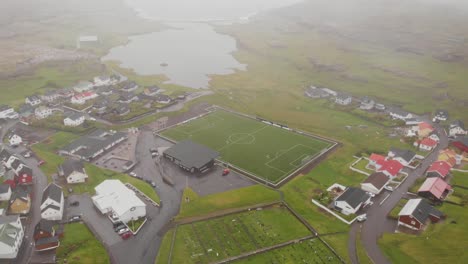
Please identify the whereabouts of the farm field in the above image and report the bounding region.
[234,237,341,264]
[159,205,312,264]
[161,110,333,184]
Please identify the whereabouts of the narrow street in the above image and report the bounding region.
[349,122,448,264]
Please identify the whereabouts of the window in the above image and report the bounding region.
[411,220,416,225]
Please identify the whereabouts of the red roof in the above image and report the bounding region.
[369,153,386,162]
[419,122,434,131]
[427,161,451,178]
[377,159,403,177]
[420,138,437,147]
[418,177,451,199]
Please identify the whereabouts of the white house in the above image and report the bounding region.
[388,108,413,120]
[0,184,12,201]
[360,172,390,195]
[335,94,352,105]
[93,75,112,87]
[70,91,98,105]
[321,88,337,97]
[73,81,94,93]
[155,94,172,104]
[25,95,42,106]
[40,183,64,221]
[8,134,22,147]
[35,106,52,119]
[4,155,20,170]
[419,138,437,152]
[58,159,88,184]
[433,109,449,122]
[64,113,85,127]
[40,91,60,103]
[360,97,375,110]
[0,215,24,259]
[334,187,370,215]
[0,105,17,120]
[92,180,146,223]
[449,120,466,138]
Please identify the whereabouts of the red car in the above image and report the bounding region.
[121,232,133,240]
[222,169,230,176]
[38,160,46,166]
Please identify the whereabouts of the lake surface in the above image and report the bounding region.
[104,0,302,88]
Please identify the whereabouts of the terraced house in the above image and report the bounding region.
[0,215,24,259]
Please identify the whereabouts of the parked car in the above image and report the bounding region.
[129,172,137,177]
[384,185,394,192]
[151,181,156,188]
[69,215,82,222]
[114,224,126,232]
[121,232,133,240]
[113,222,124,228]
[38,160,46,166]
[357,214,367,222]
[222,168,230,176]
[70,201,79,207]
[117,228,130,235]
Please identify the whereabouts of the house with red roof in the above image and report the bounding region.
[418,122,435,138]
[451,136,468,153]
[418,177,452,203]
[367,153,386,168]
[375,159,404,178]
[426,161,451,179]
[70,91,98,105]
[419,137,438,151]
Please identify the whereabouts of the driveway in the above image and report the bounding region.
[349,119,449,264]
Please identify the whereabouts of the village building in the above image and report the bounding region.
[93,99,110,114]
[144,86,162,97]
[155,94,172,104]
[388,148,417,166]
[304,86,330,98]
[375,159,404,178]
[118,92,139,104]
[428,131,440,142]
[58,159,88,184]
[367,153,386,168]
[35,106,52,119]
[397,198,443,231]
[451,136,468,153]
[8,134,22,147]
[418,137,438,151]
[418,177,452,203]
[40,183,64,221]
[163,140,219,173]
[93,75,112,87]
[114,104,130,116]
[360,172,390,194]
[387,107,412,120]
[375,103,386,111]
[359,96,375,110]
[33,219,60,251]
[426,161,451,179]
[18,104,35,120]
[96,85,114,96]
[13,163,33,185]
[73,81,94,93]
[120,81,139,92]
[25,95,42,106]
[71,91,98,105]
[57,88,74,98]
[321,88,337,97]
[40,90,61,103]
[449,120,466,137]
[59,129,127,161]
[92,180,146,223]
[437,149,458,167]
[9,187,31,215]
[0,184,12,201]
[417,122,435,138]
[433,109,449,122]
[0,105,18,120]
[334,187,371,215]
[0,215,24,259]
[64,113,85,127]
[335,93,352,105]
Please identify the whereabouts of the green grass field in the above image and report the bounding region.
[158,205,311,264]
[234,237,341,264]
[161,110,333,184]
[57,223,109,264]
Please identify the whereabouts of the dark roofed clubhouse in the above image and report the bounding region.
[163,140,219,173]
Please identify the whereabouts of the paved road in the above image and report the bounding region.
[349,120,448,264]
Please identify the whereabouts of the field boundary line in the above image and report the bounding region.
[217,124,268,152]
[167,225,178,264]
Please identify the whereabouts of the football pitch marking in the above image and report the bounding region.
[217,125,268,152]
[264,144,320,180]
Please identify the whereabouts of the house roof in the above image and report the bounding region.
[119,92,138,101]
[11,187,30,201]
[92,180,145,217]
[0,215,22,247]
[453,136,468,146]
[435,109,448,118]
[450,120,465,129]
[35,236,59,246]
[418,177,451,199]
[34,219,55,235]
[362,172,390,190]
[398,198,443,224]
[27,95,41,101]
[336,187,370,208]
[369,153,386,162]
[60,159,85,177]
[146,86,160,93]
[0,148,12,161]
[61,130,127,160]
[121,81,138,91]
[387,107,409,117]
[0,184,10,194]
[420,137,437,147]
[427,161,452,178]
[156,94,171,102]
[17,166,32,177]
[41,204,61,213]
[389,148,416,163]
[41,183,63,204]
[10,158,22,171]
[377,159,403,177]
[336,93,351,100]
[0,105,13,112]
[418,122,434,131]
[164,140,219,169]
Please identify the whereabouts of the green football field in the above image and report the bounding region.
[161,110,333,184]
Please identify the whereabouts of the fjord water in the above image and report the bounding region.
[103,0,302,88]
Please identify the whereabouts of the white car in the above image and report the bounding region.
[129,172,137,177]
[384,185,394,192]
[357,214,367,222]
[117,228,130,235]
